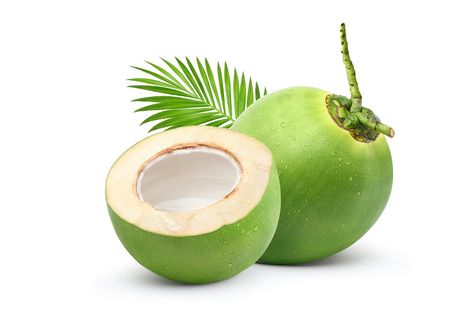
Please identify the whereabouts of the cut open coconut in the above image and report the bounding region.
[106,126,280,283]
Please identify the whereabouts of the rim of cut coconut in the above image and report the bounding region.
[105,126,273,237]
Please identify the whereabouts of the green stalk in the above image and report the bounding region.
[340,23,362,112]
[325,24,395,142]
[354,112,395,138]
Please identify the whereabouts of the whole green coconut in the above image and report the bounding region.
[232,24,394,264]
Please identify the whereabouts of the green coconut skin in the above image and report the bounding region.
[107,163,280,284]
[232,87,393,264]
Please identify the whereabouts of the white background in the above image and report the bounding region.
[1,0,472,314]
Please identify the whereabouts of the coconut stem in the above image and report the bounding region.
[340,23,362,112]
[324,24,395,142]
[353,112,395,138]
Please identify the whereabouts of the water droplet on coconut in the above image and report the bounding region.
[280,121,287,128]
[228,263,233,267]
[349,176,353,182]
[356,192,361,196]
[338,157,343,162]
[346,161,351,166]
[305,217,309,221]
[240,229,245,234]
[291,136,296,141]
[254,226,258,231]
[276,142,280,147]
[291,125,296,129]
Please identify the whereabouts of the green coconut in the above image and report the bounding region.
[232,24,394,264]
[106,126,280,283]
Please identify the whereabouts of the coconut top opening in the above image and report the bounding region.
[106,126,274,236]
[137,147,241,212]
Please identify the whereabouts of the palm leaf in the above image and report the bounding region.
[129,58,268,132]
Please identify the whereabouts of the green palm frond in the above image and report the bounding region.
[129,57,268,132]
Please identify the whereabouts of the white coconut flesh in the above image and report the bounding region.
[106,126,273,236]
[136,147,241,212]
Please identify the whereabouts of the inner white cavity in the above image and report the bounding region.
[137,146,241,212]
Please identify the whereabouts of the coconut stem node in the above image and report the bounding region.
[327,23,395,143]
